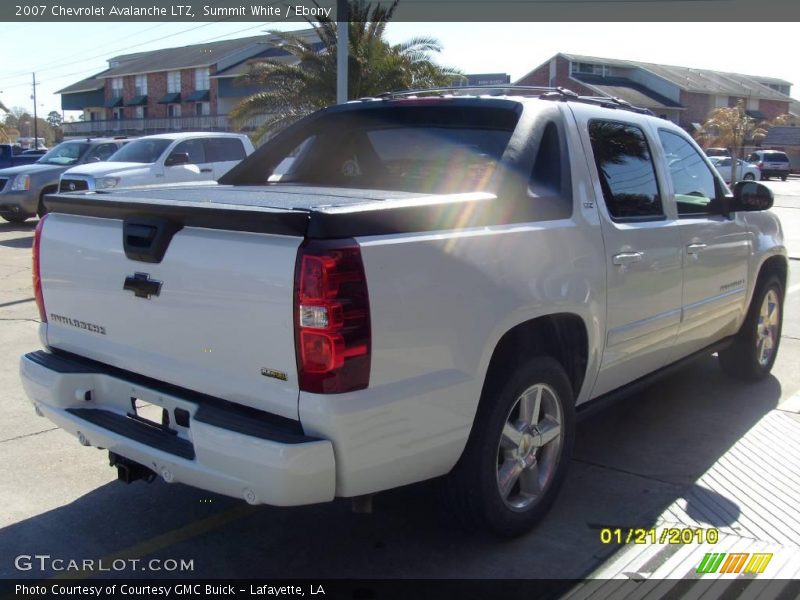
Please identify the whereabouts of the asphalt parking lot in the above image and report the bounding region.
[1,180,799,581]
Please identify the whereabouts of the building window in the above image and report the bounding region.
[135,74,148,96]
[168,104,181,118]
[195,102,210,116]
[195,67,210,91]
[111,77,123,95]
[572,62,605,76]
[111,107,124,120]
[135,106,147,119]
[167,71,181,94]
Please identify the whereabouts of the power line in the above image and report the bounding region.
[0,20,240,86]
[0,22,283,94]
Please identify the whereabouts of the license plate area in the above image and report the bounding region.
[128,397,176,434]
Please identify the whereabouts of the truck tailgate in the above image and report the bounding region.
[40,212,303,420]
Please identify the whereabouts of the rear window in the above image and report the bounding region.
[205,138,246,162]
[257,105,519,194]
[763,152,789,163]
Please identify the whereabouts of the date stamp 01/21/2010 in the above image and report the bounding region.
[600,527,720,545]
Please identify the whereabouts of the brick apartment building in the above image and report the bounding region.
[517,53,793,130]
[58,29,319,137]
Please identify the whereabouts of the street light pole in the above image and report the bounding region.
[32,72,39,150]
[336,0,348,104]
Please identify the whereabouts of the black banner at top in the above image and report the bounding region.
[3,0,800,22]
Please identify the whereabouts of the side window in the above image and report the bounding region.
[658,130,718,216]
[204,138,246,163]
[528,121,571,220]
[87,143,117,162]
[588,120,663,220]
[170,139,206,164]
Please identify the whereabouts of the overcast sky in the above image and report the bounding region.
[2,21,798,118]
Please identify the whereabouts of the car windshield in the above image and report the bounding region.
[109,138,172,164]
[252,105,519,194]
[38,142,90,166]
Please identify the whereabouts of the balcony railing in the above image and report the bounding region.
[62,114,264,137]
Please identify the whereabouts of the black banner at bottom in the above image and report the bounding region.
[2,579,799,600]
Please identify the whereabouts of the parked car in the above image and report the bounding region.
[746,150,791,181]
[708,156,760,184]
[58,132,254,192]
[23,92,787,538]
[704,147,730,157]
[0,138,128,223]
[0,144,43,169]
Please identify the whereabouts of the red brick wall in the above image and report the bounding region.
[209,65,218,115]
[679,91,713,127]
[516,56,595,96]
[147,72,167,119]
[180,69,194,116]
[758,99,790,121]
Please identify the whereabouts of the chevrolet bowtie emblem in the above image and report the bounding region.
[123,272,162,299]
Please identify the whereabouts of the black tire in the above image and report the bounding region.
[762,176,770,181]
[1,213,29,224]
[38,188,55,218]
[781,175,788,182]
[719,275,783,380]
[743,173,755,181]
[441,356,575,538]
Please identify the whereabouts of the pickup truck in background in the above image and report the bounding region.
[20,90,787,537]
[58,132,254,193]
[0,138,127,223]
[0,144,42,169]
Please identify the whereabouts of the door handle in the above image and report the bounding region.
[200,168,213,173]
[686,243,707,254]
[612,251,644,266]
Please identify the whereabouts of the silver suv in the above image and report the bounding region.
[747,150,791,181]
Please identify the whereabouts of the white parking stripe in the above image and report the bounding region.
[789,282,800,296]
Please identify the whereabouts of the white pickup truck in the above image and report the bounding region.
[20,90,787,537]
[57,132,254,193]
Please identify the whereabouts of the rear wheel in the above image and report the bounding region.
[743,173,755,181]
[719,276,783,380]
[781,175,788,181]
[442,356,575,538]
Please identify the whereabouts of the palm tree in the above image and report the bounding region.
[228,0,461,141]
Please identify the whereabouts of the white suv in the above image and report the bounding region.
[58,132,254,192]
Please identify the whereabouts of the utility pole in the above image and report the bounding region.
[32,72,39,150]
[336,0,348,104]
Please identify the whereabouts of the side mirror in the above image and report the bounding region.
[730,181,773,212]
[165,152,190,167]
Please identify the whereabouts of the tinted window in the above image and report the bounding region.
[527,121,571,220]
[658,130,718,216]
[110,138,172,163]
[170,139,206,164]
[254,106,518,194]
[204,138,246,162]
[588,120,662,219]
[764,152,789,163]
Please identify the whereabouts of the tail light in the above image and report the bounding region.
[294,238,371,393]
[33,215,48,322]
[757,162,764,170]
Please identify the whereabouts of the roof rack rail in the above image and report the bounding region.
[367,85,655,116]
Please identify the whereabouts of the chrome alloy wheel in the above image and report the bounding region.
[496,383,563,511]
[756,289,780,367]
